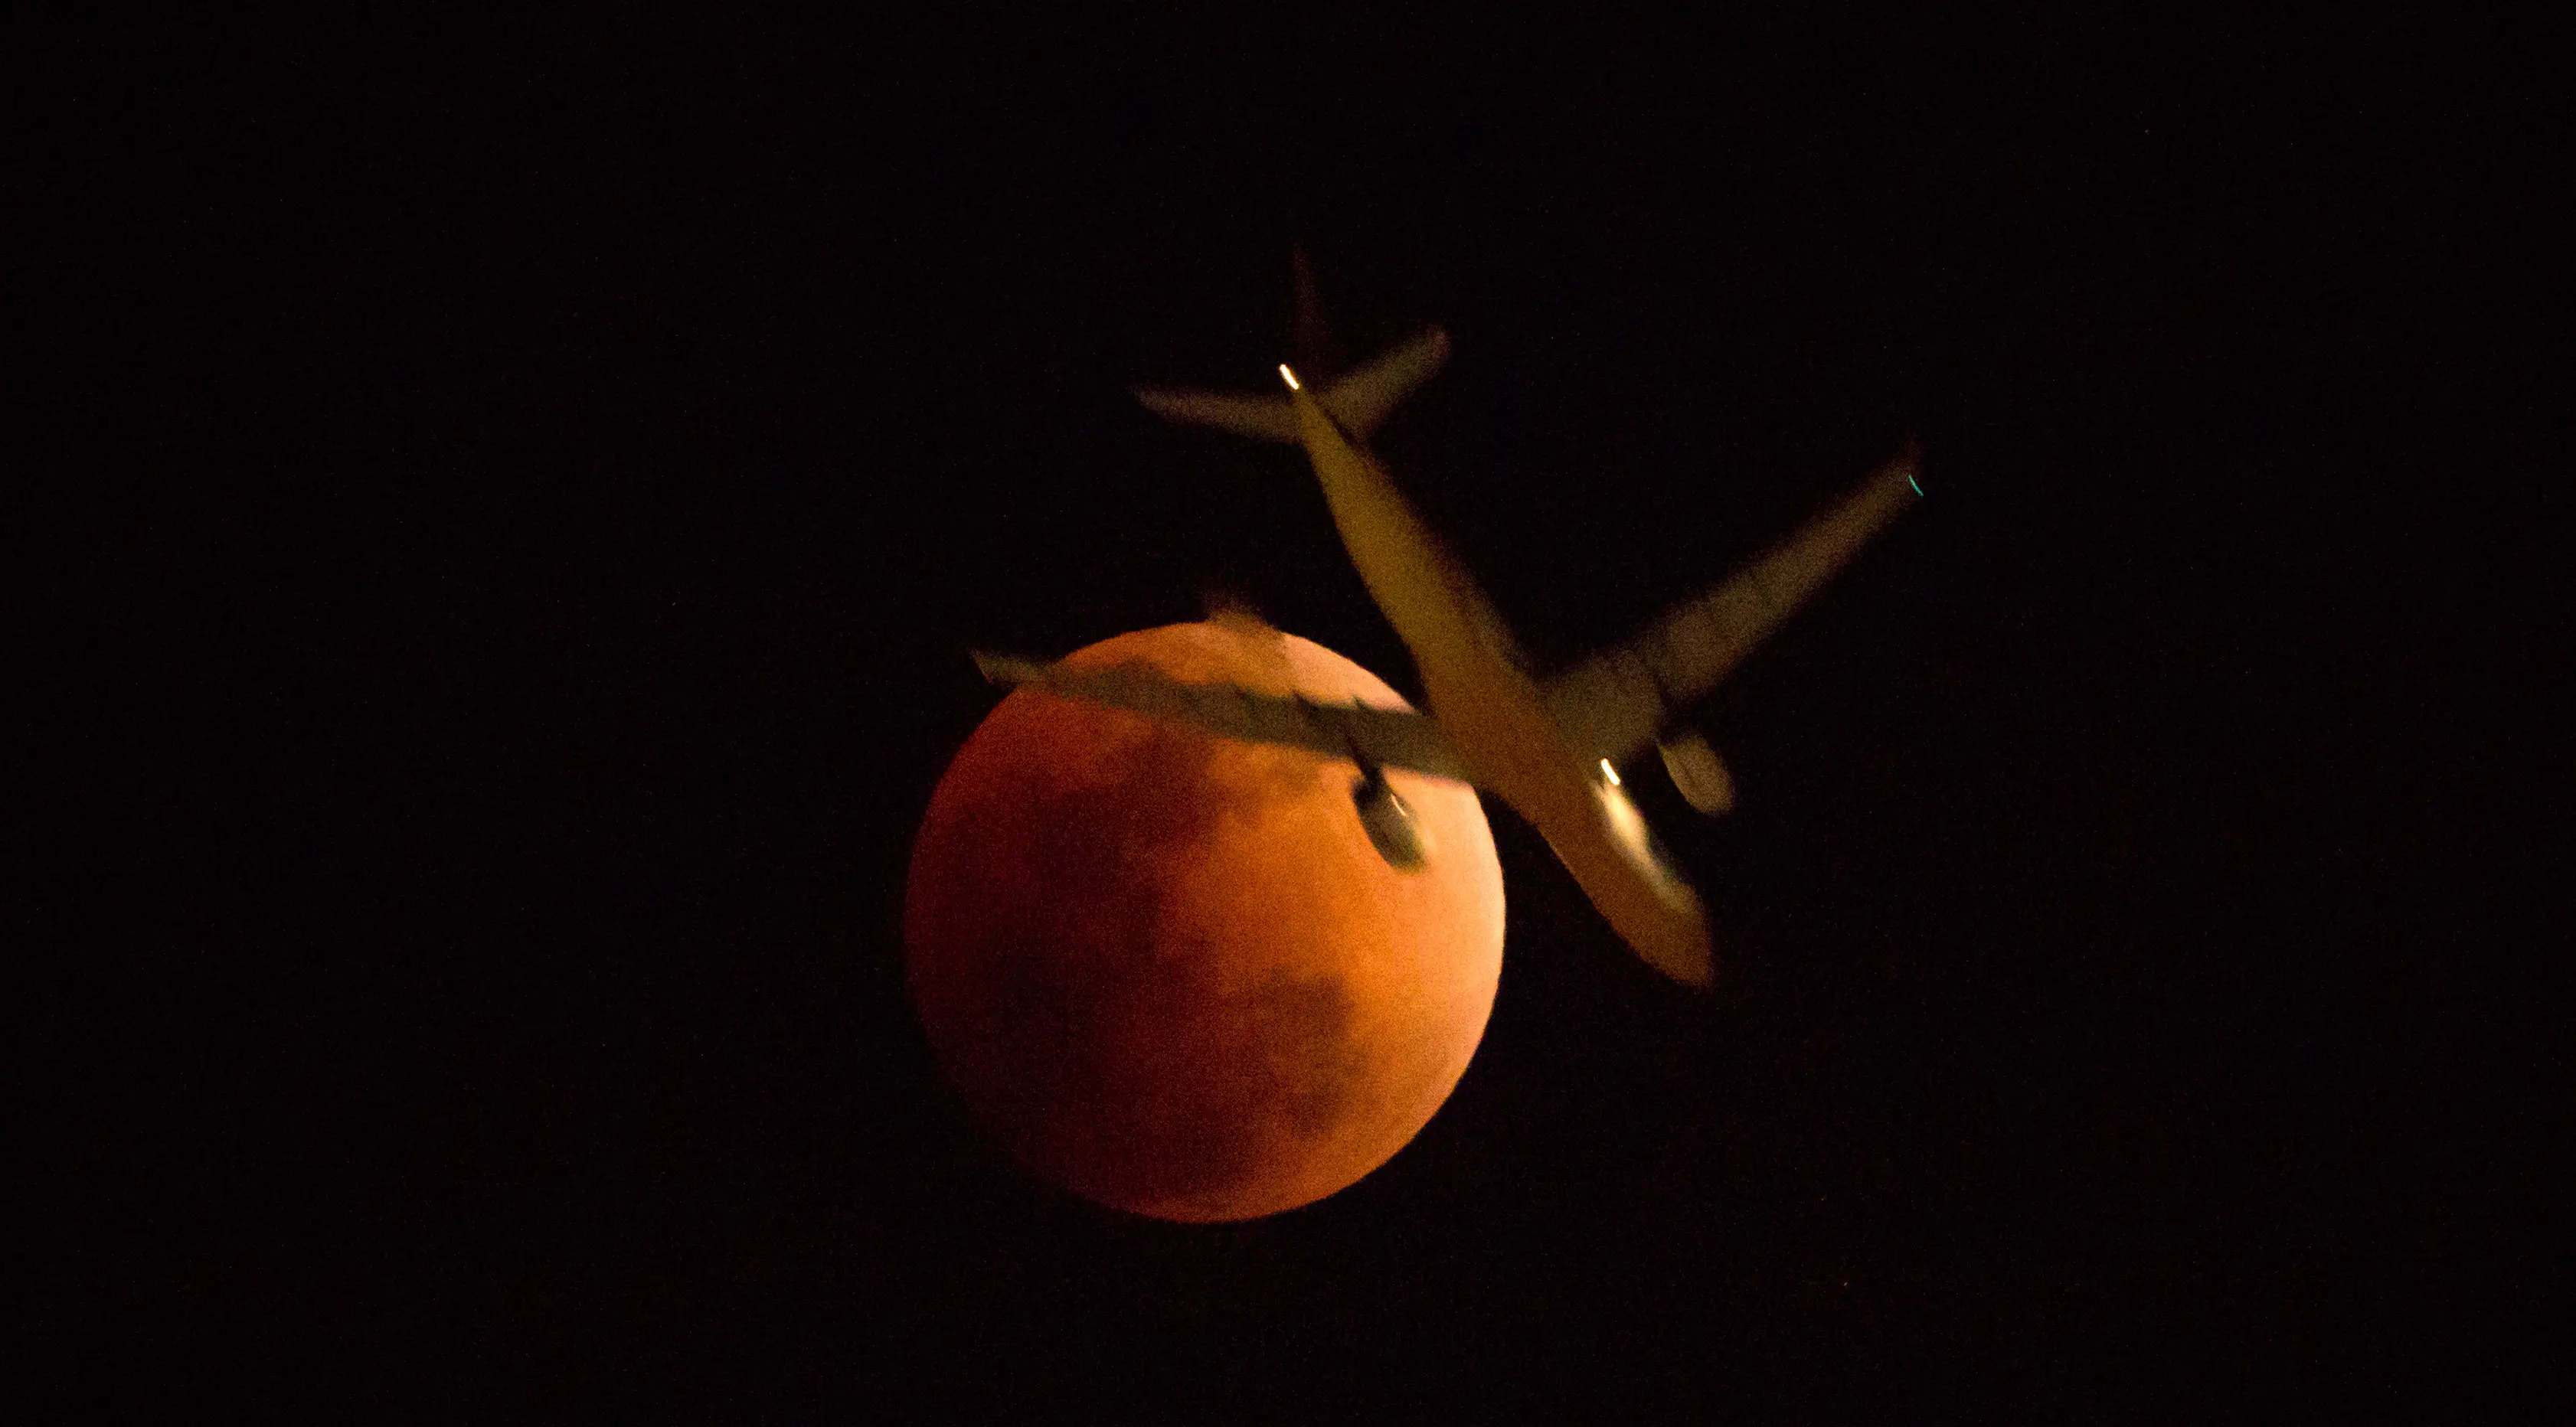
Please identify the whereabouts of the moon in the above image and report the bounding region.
[904,619,1506,1221]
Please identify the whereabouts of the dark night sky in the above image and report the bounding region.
[23,8,2558,1420]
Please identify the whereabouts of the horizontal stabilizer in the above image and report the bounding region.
[1134,328,1450,445]
[1131,388,1300,443]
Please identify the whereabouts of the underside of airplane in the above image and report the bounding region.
[976,274,1919,988]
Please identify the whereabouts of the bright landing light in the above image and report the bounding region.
[1600,759,1620,785]
[1279,364,1302,390]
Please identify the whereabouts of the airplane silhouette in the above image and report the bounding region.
[976,269,1919,988]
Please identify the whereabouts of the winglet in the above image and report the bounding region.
[1893,434,1925,498]
[971,651,1049,687]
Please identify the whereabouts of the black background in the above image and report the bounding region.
[23,7,2558,1420]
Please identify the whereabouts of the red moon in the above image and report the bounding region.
[904,620,1506,1221]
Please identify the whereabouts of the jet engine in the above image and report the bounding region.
[1350,762,1428,871]
[1658,730,1737,815]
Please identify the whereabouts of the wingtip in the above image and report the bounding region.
[1409,325,1454,378]
[971,650,1047,686]
[1885,434,1927,498]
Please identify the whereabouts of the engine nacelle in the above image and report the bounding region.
[1351,767,1428,871]
[1659,730,1736,815]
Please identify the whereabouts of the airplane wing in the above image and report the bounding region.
[1133,328,1450,446]
[973,651,1473,782]
[1543,446,1924,769]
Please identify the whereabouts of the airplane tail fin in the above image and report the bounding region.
[1133,327,1450,445]
[1290,241,1332,372]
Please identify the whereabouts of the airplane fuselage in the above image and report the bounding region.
[1283,374,1715,986]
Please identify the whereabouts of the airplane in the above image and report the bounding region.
[973,292,1921,990]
